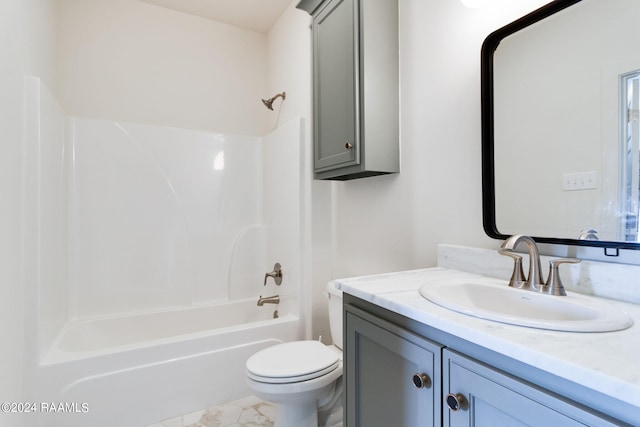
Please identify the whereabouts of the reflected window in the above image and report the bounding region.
[621,70,640,241]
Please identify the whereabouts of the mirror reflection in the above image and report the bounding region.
[485,0,640,247]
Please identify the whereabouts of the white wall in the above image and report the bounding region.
[330,0,552,276]
[266,2,312,132]
[57,0,270,136]
[0,1,57,425]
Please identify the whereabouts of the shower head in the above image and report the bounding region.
[261,92,286,110]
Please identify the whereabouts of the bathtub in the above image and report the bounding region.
[28,298,302,427]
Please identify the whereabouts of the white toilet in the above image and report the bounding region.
[245,282,343,427]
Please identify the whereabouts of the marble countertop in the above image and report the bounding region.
[335,267,640,410]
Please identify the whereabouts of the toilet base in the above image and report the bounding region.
[274,401,318,427]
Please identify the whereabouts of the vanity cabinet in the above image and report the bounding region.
[296,0,399,180]
[344,298,628,427]
[345,310,442,427]
[443,349,620,427]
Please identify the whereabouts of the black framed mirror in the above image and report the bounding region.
[482,0,640,250]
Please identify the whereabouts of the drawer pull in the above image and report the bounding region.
[412,373,431,389]
[446,393,467,411]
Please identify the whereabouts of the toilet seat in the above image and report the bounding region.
[246,341,340,384]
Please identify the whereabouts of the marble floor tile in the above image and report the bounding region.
[146,395,275,427]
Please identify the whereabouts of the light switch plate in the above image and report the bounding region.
[562,171,597,191]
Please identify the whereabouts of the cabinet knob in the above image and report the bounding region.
[345,142,353,149]
[445,393,467,412]
[412,373,431,389]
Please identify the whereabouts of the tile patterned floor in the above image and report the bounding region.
[145,395,275,427]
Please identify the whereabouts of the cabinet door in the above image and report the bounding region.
[345,310,442,427]
[313,0,358,172]
[443,349,623,427]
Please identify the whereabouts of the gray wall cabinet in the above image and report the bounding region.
[297,0,399,180]
[344,296,632,427]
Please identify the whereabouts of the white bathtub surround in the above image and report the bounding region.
[69,118,265,314]
[24,77,306,322]
[334,265,640,418]
[22,76,69,364]
[22,77,307,427]
[66,115,306,316]
[146,395,275,427]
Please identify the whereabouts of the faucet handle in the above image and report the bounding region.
[498,249,527,289]
[264,263,283,286]
[542,258,581,296]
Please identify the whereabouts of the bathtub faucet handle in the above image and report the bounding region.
[264,263,282,286]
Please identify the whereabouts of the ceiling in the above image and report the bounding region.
[140,0,294,34]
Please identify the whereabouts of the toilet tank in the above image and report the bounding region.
[326,281,343,349]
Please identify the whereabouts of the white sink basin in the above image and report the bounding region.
[419,280,633,332]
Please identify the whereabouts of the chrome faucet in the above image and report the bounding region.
[500,234,581,296]
[500,234,544,291]
[257,295,280,306]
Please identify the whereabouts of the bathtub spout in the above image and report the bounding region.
[257,295,280,306]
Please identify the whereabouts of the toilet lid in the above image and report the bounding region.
[246,341,340,383]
